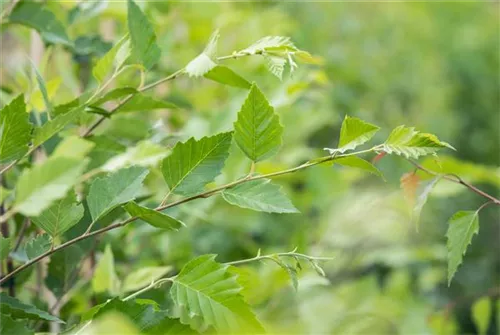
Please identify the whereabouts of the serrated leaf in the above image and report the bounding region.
[222,179,299,213]
[0,236,12,261]
[264,54,287,80]
[325,116,379,154]
[14,157,88,216]
[185,30,219,77]
[0,292,62,323]
[204,65,251,89]
[92,35,129,83]
[0,94,32,164]
[33,105,85,147]
[334,156,384,179]
[92,244,120,295]
[241,36,296,55]
[91,87,137,106]
[124,201,185,231]
[87,166,149,222]
[0,314,32,335]
[446,210,479,285]
[31,192,84,238]
[382,125,454,159]
[412,177,441,231]
[45,244,84,297]
[170,254,264,333]
[121,266,172,293]
[472,297,491,335]
[161,132,232,196]
[52,136,95,159]
[234,83,283,162]
[25,234,51,259]
[115,92,178,113]
[127,0,161,70]
[102,141,168,172]
[9,1,72,46]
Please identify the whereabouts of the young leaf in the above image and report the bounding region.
[31,192,84,238]
[333,156,384,179]
[170,254,265,333]
[115,93,178,113]
[45,244,85,297]
[234,83,283,162]
[33,105,85,147]
[123,201,185,231]
[325,116,379,154]
[121,266,172,293]
[446,210,479,285]
[52,136,95,159]
[92,35,129,83]
[0,292,62,323]
[204,65,251,89]
[222,179,299,213]
[9,1,72,46]
[241,36,296,55]
[92,244,120,295]
[87,166,149,222]
[0,94,32,164]
[25,234,51,260]
[185,30,219,77]
[127,0,161,70]
[14,157,88,216]
[264,54,287,80]
[412,177,441,230]
[382,125,455,159]
[161,132,233,196]
[0,236,12,261]
[472,297,491,335]
[0,313,34,335]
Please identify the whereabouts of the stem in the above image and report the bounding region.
[123,277,173,301]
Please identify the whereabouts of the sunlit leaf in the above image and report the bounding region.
[92,35,129,83]
[121,266,172,293]
[0,94,32,164]
[92,244,120,295]
[324,116,379,155]
[204,65,251,89]
[185,30,219,77]
[472,297,491,335]
[102,141,168,172]
[52,136,95,159]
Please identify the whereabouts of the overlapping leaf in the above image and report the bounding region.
[0,292,62,322]
[0,236,12,261]
[185,30,219,77]
[25,234,51,260]
[92,35,130,83]
[334,156,383,179]
[0,313,32,335]
[115,93,178,113]
[124,201,185,231]
[324,116,379,155]
[33,106,85,147]
[102,141,168,172]
[121,266,171,293]
[204,65,251,89]
[92,244,120,295]
[45,244,85,297]
[0,95,32,164]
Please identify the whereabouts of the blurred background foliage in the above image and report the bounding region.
[1,1,499,334]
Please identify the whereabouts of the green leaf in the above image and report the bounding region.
[264,54,287,80]
[185,30,219,77]
[123,202,185,231]
[472,297,491,335]
[204,65,251,89]
[161,132,232,196]
[45,244,84,297]
[0,187,12,204]
[14,157,88,216]
[25,234,51,260]
[92,35,129,83]
[241,36,296,55]
[121,266,172,293]
[91,87,137,106]
[382,125,455,159]
[234,83,283,162]
[446,210,479,285]
[87,166,149,222]
[325,116,379,154]
[127,0,161,70]
[52,136,95,159]
[115,93,178,113]
[222,179,299,213]
[92,244,120,295]
[0,94,32,164]
[412,177,441,231]
[170,254,264,333]
[33,105,85,147]
[9,1,72,46]
[333,156,384,179]
[0,236,12,261]
[0,292,62,323]
[31,192,84,238]
[30,61,52,114]
[102,141,168,172]
[0,314,32,335]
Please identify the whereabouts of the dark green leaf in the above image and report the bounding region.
[204,66,251,89]
[91,87,137,106]
[25,234,51,260]
[334,156,384,179]
[124,201,185,231]
[115,93,178,113]
[33,106,85,147]
[0,95,32,164]
[0,314,32,335]
[45,244,84,297]
[0,292,62,322]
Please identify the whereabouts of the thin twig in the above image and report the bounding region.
[13,218,30,252]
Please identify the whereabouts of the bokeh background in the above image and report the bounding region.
[2,1,499,334]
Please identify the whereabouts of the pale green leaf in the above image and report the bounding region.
[33,106,85,147]
[91,87,137,106]
[234,83,283,162]
[325,116,379,154]
[92,244,120,295]
[241,36,296,55]
[472,297,491,335]
[264,54,287,80]
[161,132,232,196]
[87,166,149,222]
[0,187,11,204]
[204,65,251,89]
[9,1,72,46]
[25,234,51,260]
[185,30,219,77]
[52,136,95,159]
[115,93,178,113]
[170,254,265,333]
[121,266,172,293]
[14,157,88,216]
[102,141,168,172]
[334,156,384,179]
[446,210,479,285]
[382,125,455,159]
[0,292,62,323]
[0,94,32,164]
[30,61,52,114]
[0,313,33,335]
[0,236,12,261]
[123,201,185,231]
[412,177,441,230]
[92,35,129,83]
[127,0,161,70]
[222,179,299,213]
[31,192,84,238]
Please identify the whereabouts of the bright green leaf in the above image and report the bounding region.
[124,202,185,231]
[25,234,51,260]
[31,192,84,238]
[170,254,265,333]
[127,0,161,70]
[87,166,149,222]
[14,157,88,216]
[0,236,12,261]
[446,210,479,285]
[92,35,129,83]
[472,297,491,335]
[92,244,120,295]
[115,93,178,113]
[234,83,283,162]
[161,132,233,196]
[334,156,384,179]
[0,94,32,164]
[91,87,137,106]
[0,292,62,323]
[121,266,172,293]
[222,179,299,213]
[33,106,85,147]
[204,65,251,89]
[0,313,32,335]
[30,61,52,114]
[185,30,219,77]
[52,136,95,159]
[325,116,379,154]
